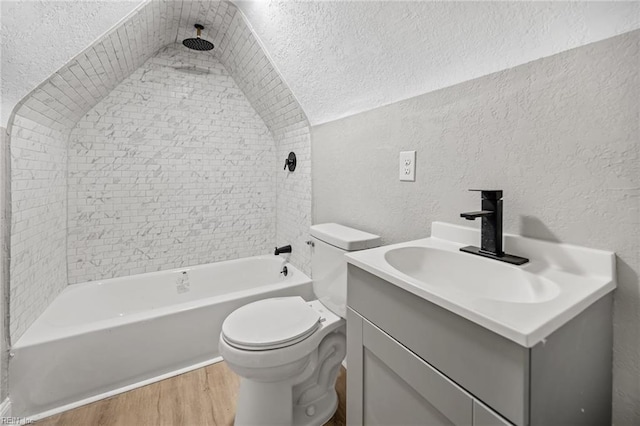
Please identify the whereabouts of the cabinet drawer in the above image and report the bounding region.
[348,265,529,426]
[362,318,473,426]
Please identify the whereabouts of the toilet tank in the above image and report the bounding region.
[310,223,381,318]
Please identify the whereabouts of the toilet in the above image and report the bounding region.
[219,223,381,426]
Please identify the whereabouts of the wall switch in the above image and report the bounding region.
[399,151,416,181]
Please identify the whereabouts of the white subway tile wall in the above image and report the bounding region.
[9,115,68,339]
[8,0,311,340]
[274,123,312,276]
[68,44,276,283]
[216,10,311,275]
[8,0,176,340]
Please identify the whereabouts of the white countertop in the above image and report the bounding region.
[345,222,616,347]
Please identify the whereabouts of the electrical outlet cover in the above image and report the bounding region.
[399,151,416,181]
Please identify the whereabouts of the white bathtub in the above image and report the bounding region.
[10,255,313,419]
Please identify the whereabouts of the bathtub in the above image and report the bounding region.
[10,255,313,419]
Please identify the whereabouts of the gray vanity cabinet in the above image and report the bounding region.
[346,265,613,426]
[348,308,474,425]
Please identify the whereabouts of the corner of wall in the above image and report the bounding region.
[218,2,313,275]
[8,105,70,342]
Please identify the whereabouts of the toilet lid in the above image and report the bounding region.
[222,297,321,351]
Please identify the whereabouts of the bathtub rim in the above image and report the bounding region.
[14,255,310,349]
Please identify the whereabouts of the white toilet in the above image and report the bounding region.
[219,223,381,426]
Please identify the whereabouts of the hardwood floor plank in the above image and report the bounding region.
[36,362,345,426]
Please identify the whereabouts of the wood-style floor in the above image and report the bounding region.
[37,362,346,426]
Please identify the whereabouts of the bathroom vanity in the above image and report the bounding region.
[345,222,616,426]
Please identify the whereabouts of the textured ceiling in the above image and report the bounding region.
[235,0,640,125]
[0,0,244,127]
[1,0,305,130]
[3,1,640,127]
[1,0,144,126]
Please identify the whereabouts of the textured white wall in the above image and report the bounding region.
[312,31,640,424]
[236,0,640,125]
[0,0,143,126]
[68,44,276,283]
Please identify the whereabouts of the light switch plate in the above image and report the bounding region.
[399,151,416,181]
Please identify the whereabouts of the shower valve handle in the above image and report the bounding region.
[284,152,297,171]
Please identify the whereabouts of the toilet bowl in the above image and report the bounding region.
[220,298,345,425]
[219,224,381,426]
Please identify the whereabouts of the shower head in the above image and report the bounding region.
[183,24,214,51]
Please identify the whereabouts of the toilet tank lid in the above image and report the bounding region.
[310,223,381,251]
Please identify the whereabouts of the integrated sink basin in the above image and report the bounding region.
[384,246,560,303]
[345,222,616,347]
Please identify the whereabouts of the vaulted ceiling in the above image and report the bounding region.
[2,0,640,127]
[1,0,143,126]
[2,0,306,133]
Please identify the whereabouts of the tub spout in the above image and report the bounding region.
[274,245,292,255]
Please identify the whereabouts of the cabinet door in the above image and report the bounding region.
[473,401,513,426]
[356,312,473,426]
[362,349,457,425]
[347,307,365,425]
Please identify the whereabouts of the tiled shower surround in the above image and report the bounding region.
[9,116,68,339]
[68,45,276,283]
[9,0,311,340]
[216,9,311,275]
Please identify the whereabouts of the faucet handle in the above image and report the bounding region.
[469,189,503,200]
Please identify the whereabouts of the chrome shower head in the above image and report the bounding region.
[183,24,214,51]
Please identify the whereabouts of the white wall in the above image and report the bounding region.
[312,31,639,424]
[68,44,276,283]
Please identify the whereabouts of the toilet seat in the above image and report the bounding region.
[222,297,321,351]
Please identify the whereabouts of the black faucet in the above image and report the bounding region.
[459,189,528,265]
[274,245,292,255]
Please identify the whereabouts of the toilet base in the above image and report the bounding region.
[235,379,296,425]
[227,329,346,426]
[234,381,338,426]
[291,332,345,425]
[293,388,338,426]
